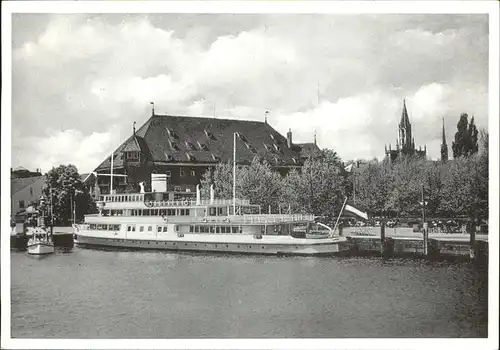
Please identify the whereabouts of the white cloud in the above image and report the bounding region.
[11,14,489,171]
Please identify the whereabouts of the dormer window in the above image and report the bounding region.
[197,141,209,151]
[273,144,280,152]
[211,153,220,161]
[292,157,298,164]
[237,132,248,143]
[185,141,197,151]
[263,143,271,152]
[270,134,276,141]
[169,140,180,151]
[164,153,174,161]
[186,153,196,161]
[166,128,179,139]
[245,142,257,154]
[204,129,216,140]
[125,151,140,160]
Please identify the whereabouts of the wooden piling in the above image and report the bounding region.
[469,219,476,260]
[423,222,428,256]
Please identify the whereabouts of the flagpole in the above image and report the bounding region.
[331,196,348,237]
[233,132,236,215]
[110,150,114,195]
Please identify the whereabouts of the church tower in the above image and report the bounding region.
[440,117,448,162]
[399,99,413,154]
[385,99,427,162]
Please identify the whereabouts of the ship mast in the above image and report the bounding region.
[233,132,236,215]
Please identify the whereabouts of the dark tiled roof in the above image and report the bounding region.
[96,115,306,171]
[295,143,321,159]
[11,176,45,195]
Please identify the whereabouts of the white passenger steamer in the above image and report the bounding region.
[74,132,349,256]
[73,185,348,256]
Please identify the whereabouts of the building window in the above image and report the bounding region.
[180,169,185,177]
[30,188,33,197]
[165,171,171,177]
[174,186,181,192]
[19,200,25,209]
[190,170,196,176]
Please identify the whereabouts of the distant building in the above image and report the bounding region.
[93,112,320,195]
[385,100,427,163]
[11,166,42,179]
[440,118,449,162]
[11,175,45,218]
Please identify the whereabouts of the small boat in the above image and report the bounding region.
[26,195,55,256]
[27,227,54,255]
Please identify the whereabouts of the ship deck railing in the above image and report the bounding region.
[101,198,253,207]
[79,213,315,227]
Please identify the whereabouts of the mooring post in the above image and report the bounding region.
[469,218,476,260]
[423,221,428,256]
[380,219,386,257]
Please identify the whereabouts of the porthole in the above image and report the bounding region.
[215,244,218,248]
[237,245,240,248]
[249,246,252,248]
[262,246,264,249]
[226,244,229,248]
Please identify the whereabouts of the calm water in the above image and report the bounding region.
[11,247,487,338]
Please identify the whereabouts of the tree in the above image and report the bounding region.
[199,160,284,212]
[42,165,95,225]
[439,151,488,222]
[281,157,347,225]
[452,113,479,158]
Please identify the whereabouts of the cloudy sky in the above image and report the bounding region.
[11,12,489,173]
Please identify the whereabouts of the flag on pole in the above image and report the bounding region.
[344,204,369,220]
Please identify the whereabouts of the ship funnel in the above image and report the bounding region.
[196,184,201,205]
[210,185,214,204]
[151,173,167,193]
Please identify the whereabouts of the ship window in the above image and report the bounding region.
[132,225,136,232]
[140,226,144,232]
[194,226,199,233]
[217,207,223,215]
[210,226,215,233]
[152,209,158,216]
[163,226,168,232]
[232,226,237,233]
[148,226,152,232]
[128,226,132,232]
[157,226,162,232]
[209,207,217,216]
[190,226,194,233]
[144,209,151,216]
[90,224,97,230]
[167,209,176,216]
[216,226,220,234]
[159,209,166,216]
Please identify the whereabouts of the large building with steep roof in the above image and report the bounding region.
[385,100,427,163]
[93,112,320,195]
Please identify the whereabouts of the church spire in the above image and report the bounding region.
[441,117,448,162]
[400,98,411,129]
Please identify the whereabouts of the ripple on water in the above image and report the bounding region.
[10,248,488,338]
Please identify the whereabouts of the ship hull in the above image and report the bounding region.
[27,242,55,255]
[74,234,349,256]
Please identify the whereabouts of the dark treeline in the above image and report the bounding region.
[201,128,488,226]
